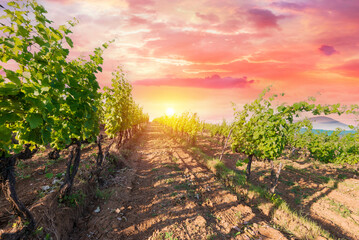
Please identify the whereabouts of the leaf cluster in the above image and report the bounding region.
[292,128,359,164]
[0,0,107,155]
[205,119,231,138]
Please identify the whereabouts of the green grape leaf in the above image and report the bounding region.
[26,113,43,129]
[0,83,20,96]
[0,125,12,142]
[4,69,21,85]
[45,172,54,179]
[65,36,73,48]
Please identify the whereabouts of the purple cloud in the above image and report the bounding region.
[247,8,281,29]
[133,74,254,89]
[274,1,359,21]
[272,1,307,11]
[319,45,338,56]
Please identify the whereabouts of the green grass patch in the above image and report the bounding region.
[318,176,331,183]
[95,188,113,201]
[327,198,352,218]
[162,163,181,171]
[285,165,336,185]
[174,183,191,190]
[59,190,86,207]
[190,146,211,160]
[165,178,175,184]
[283,180,295,186]
[206,234,217,240]
[290,185,301,194]
[337,174,348,180]
[155,175,165,180]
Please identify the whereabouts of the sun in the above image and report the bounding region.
[166,107,175,116]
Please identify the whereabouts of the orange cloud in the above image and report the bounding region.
[133,75,254,88]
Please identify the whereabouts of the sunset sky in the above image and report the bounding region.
[37,0,359,123]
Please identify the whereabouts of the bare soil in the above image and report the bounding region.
[69,123,286,240]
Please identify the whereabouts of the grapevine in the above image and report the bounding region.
[0,1,108,238]
[154,112,201,144]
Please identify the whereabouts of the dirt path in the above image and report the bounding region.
[70,123,287,239]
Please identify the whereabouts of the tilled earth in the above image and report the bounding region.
[197,132,359,240]
[69,123,286,240]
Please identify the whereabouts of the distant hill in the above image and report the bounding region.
[308,116,350,131]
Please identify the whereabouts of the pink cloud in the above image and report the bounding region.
[133,74,254,88]
[212,60,312,80]
[247,8,282,29]
[46,0,73,4]
[319,45,338,56]
[331,60,359,77]
[214,18,243,32]
[126,0,155,13]
[272,1,308,11]
[140,29,256,63]
[128,16,149,25]
[127,0,154,7]
[196,12,220,23]
[315,30,359,52]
